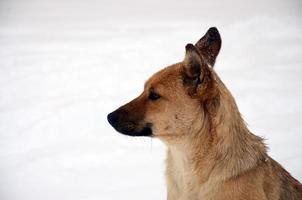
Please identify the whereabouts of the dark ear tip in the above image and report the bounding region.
[208,27,220,39]
[185,43,196,51]
[208,27,219,33]
[207,27,221,39]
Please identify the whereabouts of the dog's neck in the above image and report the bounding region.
[168,81,267,185]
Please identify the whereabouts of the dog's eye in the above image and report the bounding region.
[149,91,161,101]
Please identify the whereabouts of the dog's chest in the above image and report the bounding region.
[166,148,200,199]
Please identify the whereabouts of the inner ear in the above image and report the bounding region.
[183,44,203,86]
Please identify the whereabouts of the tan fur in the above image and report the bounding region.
[150,63,302,200]
[108,27,302,199]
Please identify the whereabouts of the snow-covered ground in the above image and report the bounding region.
[0,0,301,199]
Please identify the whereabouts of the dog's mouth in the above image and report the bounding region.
[107,111,153,137]
[114,123,153,137]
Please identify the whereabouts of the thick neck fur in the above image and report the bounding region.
[167,75,267,187]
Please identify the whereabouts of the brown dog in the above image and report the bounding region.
[107,27,302,199]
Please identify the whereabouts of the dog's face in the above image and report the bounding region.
[108,27,221,143]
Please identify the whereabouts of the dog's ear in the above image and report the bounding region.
[183,43,217,98]
[195,27,221,67]
[183,43,204,85]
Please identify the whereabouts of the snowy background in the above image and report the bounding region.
[0,0,301,199]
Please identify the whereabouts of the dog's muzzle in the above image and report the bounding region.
[107,110,153,137]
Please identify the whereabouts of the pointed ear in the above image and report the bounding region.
[195,27,221,67]
[183,43,203,84]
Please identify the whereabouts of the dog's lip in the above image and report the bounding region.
[113,123,153,137]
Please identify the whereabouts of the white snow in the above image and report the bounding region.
[0,0,301,199]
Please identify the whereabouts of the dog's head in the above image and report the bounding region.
[107,27,222,143]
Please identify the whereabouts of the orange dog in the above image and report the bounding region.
[108,27,302,199]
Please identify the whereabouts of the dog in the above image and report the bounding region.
[107,27,302,200]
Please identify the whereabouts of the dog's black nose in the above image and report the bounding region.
[107,111,119,126]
